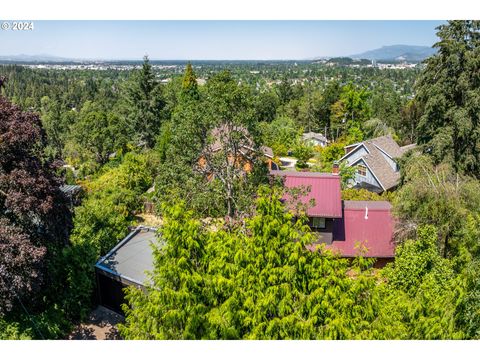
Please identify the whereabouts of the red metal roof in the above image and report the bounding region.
[270,170,342,218]
[328,201,395,258]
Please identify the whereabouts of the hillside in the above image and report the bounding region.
[351,44,436,62]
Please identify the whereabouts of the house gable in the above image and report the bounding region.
[339,144,369,164]
[349,158,384,190]
[339,135,405,192]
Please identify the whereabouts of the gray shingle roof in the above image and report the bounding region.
[361,144,400,191]
[346,135,416,191]
[368,135,403,158]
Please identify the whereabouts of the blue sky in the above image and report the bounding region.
[0,20,445,60]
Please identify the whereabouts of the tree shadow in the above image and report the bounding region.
[69,326,97,340]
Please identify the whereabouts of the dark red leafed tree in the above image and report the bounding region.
[0,95,72,315]
[0,219,46,315]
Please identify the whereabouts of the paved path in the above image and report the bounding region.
[68,306,124,340]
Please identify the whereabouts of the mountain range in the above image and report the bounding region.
[350,45,436,62]
[0,45,438,63]
[0,54,79,62]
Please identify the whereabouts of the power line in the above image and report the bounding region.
[13,290,45,340]
[2,274,46,339]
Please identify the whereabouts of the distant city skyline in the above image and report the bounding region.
[0,20,445,60]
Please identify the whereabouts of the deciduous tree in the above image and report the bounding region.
[0,95,71,315]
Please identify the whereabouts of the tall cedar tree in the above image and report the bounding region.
[0,95,71,315]
[122,56,166,149]
[415,20,480,177]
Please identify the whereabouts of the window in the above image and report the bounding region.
[309,217,326,230]
[357,165,367,177]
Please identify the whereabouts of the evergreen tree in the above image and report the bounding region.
[121,56,166,149]
[330,83,370,141]
[275,76,294,105]
[181,62,199,100]
[415,20,480,177]
[121,187,443,340]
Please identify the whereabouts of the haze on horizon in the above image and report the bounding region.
[0,20,445,60]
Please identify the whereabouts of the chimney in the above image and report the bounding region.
[332,161,339,175]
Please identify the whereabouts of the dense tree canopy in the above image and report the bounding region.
[67,101,128,167]
[394,153,480,259]
[120,188,470,340]
[416,20,480,177]
[120,188,381,339]
[0,96,71,316]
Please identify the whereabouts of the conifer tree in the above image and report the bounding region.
[415,20,480,177]
[121,55,166,149]
[181,62,199,100]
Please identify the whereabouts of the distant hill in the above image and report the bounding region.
[326,57,371,65]
[0,54,78,62]
[351,45,437,62]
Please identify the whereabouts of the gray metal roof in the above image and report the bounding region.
[343,200,392,211]
[95,226,159,287]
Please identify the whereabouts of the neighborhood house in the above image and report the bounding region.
[198,124,279,176]
[302,131,328,147]
[339,135,415,193]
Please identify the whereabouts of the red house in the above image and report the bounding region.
[270,170,395,265]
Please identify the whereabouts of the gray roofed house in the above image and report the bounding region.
[95,226,160,313]
[339,135,415,192]
[302,132,328,147]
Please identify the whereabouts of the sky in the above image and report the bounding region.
[0,20,446,60]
